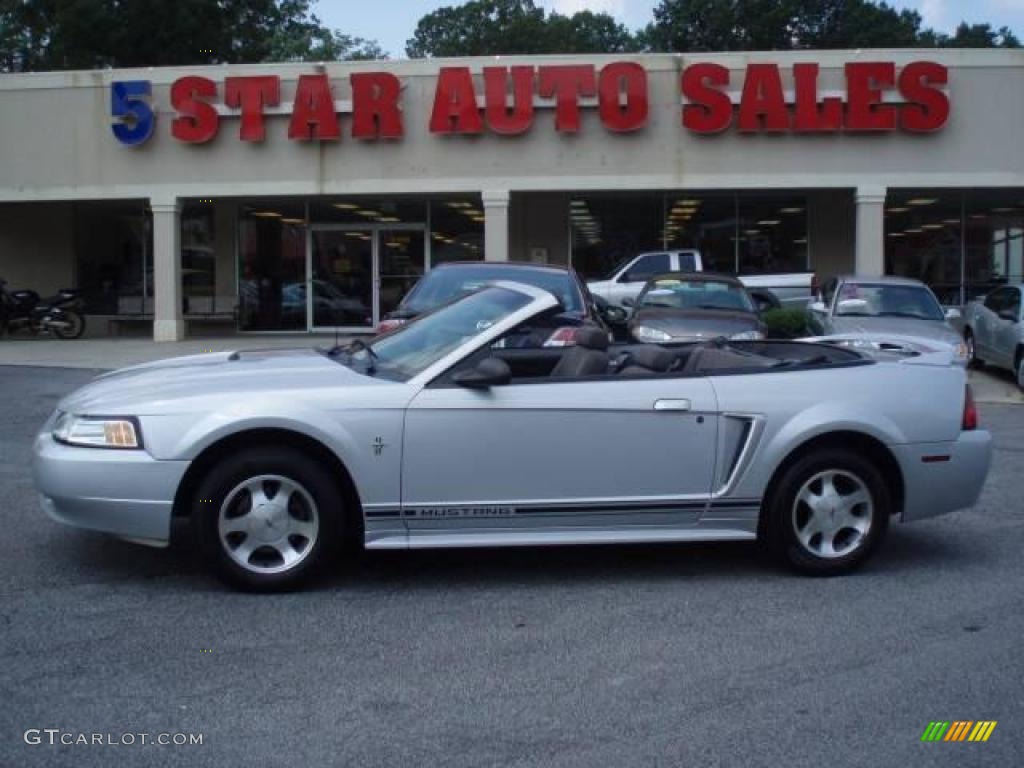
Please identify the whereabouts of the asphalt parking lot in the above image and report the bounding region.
[1,365,1022,767]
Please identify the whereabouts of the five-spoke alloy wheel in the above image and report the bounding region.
[195,447,345,591]
[765,449,890,575]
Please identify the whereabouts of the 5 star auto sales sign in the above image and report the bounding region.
[111,60,950,147]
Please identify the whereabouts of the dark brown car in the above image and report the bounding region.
[625,272,775,344]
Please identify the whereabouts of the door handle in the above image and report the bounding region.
[654,399,691,412]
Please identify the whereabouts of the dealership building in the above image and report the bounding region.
[0,49,1021,340]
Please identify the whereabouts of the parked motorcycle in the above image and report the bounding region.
[0,278,86,339]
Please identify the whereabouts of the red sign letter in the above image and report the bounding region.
[484,67,534,135]
[898,62,949,132]
[351,72,403,139]
[793,63,842,132]
[682,64,732,133]
[430,67,483,134]
[738,64,789,132]
[225,76,280,142]
[288,74,340,141]
[598,62,648,133]
[171,76,219,143]
[538,65,597,133]
[845,63,897,132]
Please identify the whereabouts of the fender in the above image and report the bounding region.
[730,402,906,501]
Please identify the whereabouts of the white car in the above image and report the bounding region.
[587,250,814,309]
[962,283,1024,389]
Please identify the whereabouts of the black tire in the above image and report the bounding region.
[53,310,86,339]
[193,446,346,591]
[964,328,983,369]
[764,449,890,576]
[1015,348,1024,393]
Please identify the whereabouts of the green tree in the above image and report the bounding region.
[545,10,639,54]
[0,0,384,72]
[641,0,1020,52]
[406,0,638,57]
[939,22,1020,48]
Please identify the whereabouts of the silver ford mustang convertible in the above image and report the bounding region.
[33,282,992,591]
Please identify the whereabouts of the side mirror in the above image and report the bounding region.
[944,307,961,321]
[453,357,511,389]
[808,301,827,314]
[997,308,1019,323]
[601,305,628,324]
[621,296,636,308]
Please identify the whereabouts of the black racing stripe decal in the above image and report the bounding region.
[365,509,402,519]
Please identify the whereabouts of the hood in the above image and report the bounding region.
[59,347,378,415]
[829,315,961,346]
[630,307,760,339]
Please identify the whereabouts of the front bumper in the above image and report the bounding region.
[32,431,189,543]
[894,430,993,522]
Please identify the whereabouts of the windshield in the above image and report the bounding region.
[834,283,944,321]
[353,286,533,381]
[401,266,580,314]
[637,278,754,312]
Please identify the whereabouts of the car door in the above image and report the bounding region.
[402,374,719,536]
[608,253,671,308]
[977,289,1009,362]
[992,288,1021,368]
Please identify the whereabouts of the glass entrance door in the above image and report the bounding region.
[310,229,375,329]
[309,226,426,332]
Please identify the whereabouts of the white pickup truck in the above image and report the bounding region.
[586,250,816,309]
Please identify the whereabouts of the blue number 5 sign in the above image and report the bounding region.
[112,80,155,146]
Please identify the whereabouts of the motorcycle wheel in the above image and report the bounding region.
[53,310,86,339]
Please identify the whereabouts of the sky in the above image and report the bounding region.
[316,0,1024,59]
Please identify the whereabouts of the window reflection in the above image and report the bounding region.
[568,192,808,279]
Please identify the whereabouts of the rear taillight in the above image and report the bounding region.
[543,327,579,347]
[810,272,820,301]
[377,318,406,335]
[962,384,978,431]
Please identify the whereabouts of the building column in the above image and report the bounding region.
[482,189,510,262]
[854,187,887,277]
[151,199,184,342]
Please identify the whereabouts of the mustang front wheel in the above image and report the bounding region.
[194,447,343,591]
[765,449,890,575]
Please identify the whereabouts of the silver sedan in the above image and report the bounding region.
[33,281,991,591]
[808,276,968,364]
[962,283,1024,390]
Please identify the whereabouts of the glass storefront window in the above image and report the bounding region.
[886,189,1024,305]
[737,195,808,275]
[237,201,306,331]
[568,192,808,280]
[74,201,151,315]
[430,197,484,264]
[570,193,663,279]
[180,202,216,313]
[885,191,963,305]
[666,195,736,273]
[309,198,427,225]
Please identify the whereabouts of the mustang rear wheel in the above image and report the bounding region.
[194,447,344,591]
[765,449,890,575]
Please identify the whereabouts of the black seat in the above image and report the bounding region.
[619,346,674,375]
[550,326,610,378]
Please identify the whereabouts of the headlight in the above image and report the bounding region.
[730,330,765,340]
[633,325,672,343]
[53,412,142,449]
